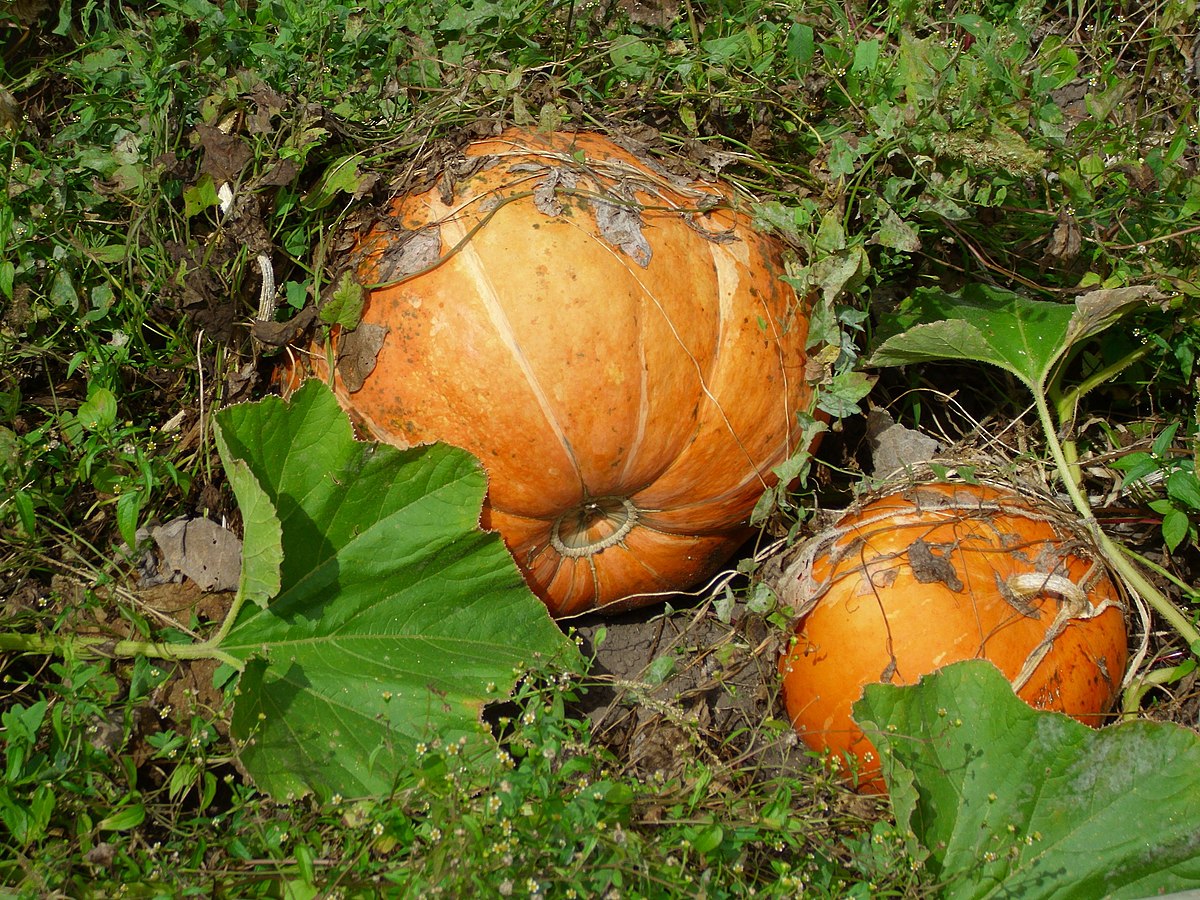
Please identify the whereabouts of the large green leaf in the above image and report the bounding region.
[213,450,282,610]
[854,660,1200,898]
[867,284,1157,390]
[213,380,579,801]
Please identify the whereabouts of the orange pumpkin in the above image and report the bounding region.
[777,481,1128,793]
[295,129,820,617]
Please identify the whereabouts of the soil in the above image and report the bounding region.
[570,598,807,783]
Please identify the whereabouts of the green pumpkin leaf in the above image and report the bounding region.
[318,270,365,330]
[854,660,1200,898]
[868,284,1158,391]
[212,380,579,800]
[211,447,282,611]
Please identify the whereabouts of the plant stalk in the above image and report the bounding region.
[1122,546,1200,602]
[1121,659,1197,720]
[0,630,242,670]
[1051,344,1154,491]
[1054,343,1153,422]
[1032,388,1200,649]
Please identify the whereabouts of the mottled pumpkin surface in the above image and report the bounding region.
[778,482,1128,792]
[299,129,820,616]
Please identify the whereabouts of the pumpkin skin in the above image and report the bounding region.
[300,129,820,617]
[777,481,1128,793]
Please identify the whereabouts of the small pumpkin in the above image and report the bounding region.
[295,129,820,617]
[776,481,1128,793]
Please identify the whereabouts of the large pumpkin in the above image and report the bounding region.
[298,129,819,617]
[776,481,1128,792]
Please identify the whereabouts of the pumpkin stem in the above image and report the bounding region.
[551,497,639,558]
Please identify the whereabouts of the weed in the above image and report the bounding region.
[1112,421,1200,553]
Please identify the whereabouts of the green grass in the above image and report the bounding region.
[2,0,1199,895]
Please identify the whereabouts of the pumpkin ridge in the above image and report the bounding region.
[749,273,802,463]
[619,517,721,542]
[637,437,791,513]
[602,535,720,595]
[651,247,800,478]
[438,206,587,498]
[707,232,795,486]
[626,237,804,502]
[548,202,662,491]
[524,540,566,590]
[551,196,738,494]
[708,229,738,377]
[618,258,654,488]
[618,252,762,475]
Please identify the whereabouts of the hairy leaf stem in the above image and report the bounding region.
[1033,387,1200,648]
[0,627,242,670]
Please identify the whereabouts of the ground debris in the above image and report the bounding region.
[145,516,242,593]
[571,598,810,784]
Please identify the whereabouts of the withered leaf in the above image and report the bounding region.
[151,516,242,593]
[590,195,652,267]
[6,0,49,25]
[448,153,491,179]
[247,82,287,134]
[337,323,389,392]
[373,228,443,285]
[533,167,579,216]
[867,408,942,476]
[1040,208,1082,268]
[251,305,318,346]
[0,85,20,134]
[617,0,681,27]
[195,123,252,184]
[1066,285,1162,348]
[256,159,301,188]
[907,538,964,592]
[685,214,739,244]
[437,170,455,206]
